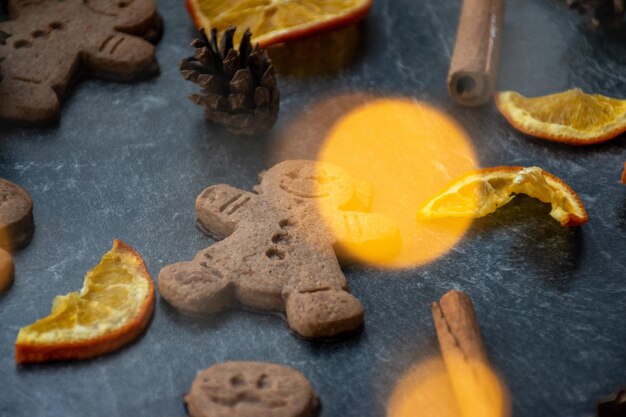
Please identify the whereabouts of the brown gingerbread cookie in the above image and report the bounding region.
[185,361,320,417]
[0,30,10,84]
[158,160,400,339]
[0,178,34,250]
[0,0,162,124]
[0,247,14,292]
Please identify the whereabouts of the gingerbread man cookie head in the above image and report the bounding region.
[256,159,374,216]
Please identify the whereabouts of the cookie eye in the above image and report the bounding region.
[49,22,64,30]
[230,374,245,386]
[31,30,46,38]
[256,374,270,389]
[117,0,129,7]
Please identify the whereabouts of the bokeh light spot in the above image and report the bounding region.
[316,98,478,268]
[387,356,510,417]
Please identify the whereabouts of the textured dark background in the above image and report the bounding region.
[1,0,625,416]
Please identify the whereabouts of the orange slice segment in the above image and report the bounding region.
[495,89,626,145]
[417,166,588,226]
[185,0,372,47]
[15,240,154,364]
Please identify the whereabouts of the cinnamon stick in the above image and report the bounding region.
[432,290,509,417]
[447,0,505,106]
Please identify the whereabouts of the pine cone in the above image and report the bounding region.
[566,0,625,27]
[180,27,279,136]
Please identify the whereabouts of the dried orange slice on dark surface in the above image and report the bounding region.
[418,166,588,226]
[185,0,372,47]
[496,89,626,145]
[15,240,154,364]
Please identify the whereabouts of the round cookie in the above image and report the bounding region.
[0,247,15,292]
[0,178,34,250]
[185,361,320,417]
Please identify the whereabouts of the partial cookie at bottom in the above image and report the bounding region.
[185,361,320,417]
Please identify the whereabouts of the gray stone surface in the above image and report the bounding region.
[0,0,625,416]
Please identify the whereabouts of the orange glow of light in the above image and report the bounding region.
[387,356,510,417]
[316,98,478,268]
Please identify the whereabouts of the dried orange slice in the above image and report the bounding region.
[622,162,626,185]
[185,0,372,47]
[417,166,588,226]
[15,240,154,364]
[495,89,626,145]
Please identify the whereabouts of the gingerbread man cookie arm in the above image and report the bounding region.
[342,178,374,212]
[158,253,234,317]
[195,184,260,239]
[329,211,401,264]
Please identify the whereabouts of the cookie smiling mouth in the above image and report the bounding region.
[279,180,331,199]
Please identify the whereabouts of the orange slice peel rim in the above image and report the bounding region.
[495,89,626,146]
[14,240,154,364]
[417,166,588,227]
[185,0,373,48]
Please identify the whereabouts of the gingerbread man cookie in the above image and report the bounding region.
[159,160,400,339]
[0,0,161,124]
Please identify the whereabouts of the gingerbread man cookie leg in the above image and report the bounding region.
[82,32,157,81]
[286,289,364,339]
[158,256,234,317]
